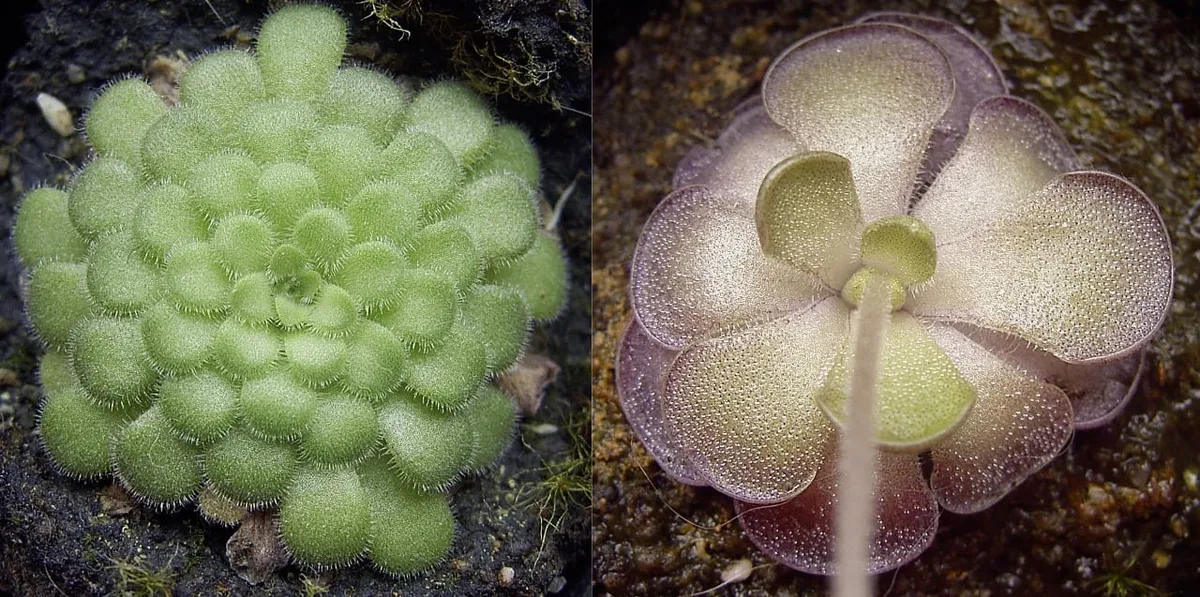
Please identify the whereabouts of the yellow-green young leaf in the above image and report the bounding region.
[321,66,410,145]
[257,3,347,100]
[816,312,975,450]
[307,284,358,337]
[485,231,568,320]
[14,187,88,267]
[239,99,319,163]
[292,208,351,271]
[380,131,463,218]
[407,81,495,168]
[359,457,455,575]
[468,123,540,189]
[26,262,94,349]
[179,50,266,125]
[212,318,280,379]
[254,162,322,231]
[140,106,227,181]
[68,157,141,239]
[860,215,937,286]
[306,125,381,205]
[187,152,261,222]
[112,406,202,506]
[86,78,166,166]
[229,272,275,326]
[279,467,370,567]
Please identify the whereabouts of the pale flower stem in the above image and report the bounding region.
[832,276,890,597]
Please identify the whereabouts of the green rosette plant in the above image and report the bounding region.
[13,3,568,575]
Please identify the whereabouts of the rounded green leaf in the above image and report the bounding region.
[292,207,351,270]
[320,66,409,144]
[203,428,297,505]
[406,81,494,168]
[460,284,530,373]
[186,152,261,222]
[86,229,161,315]
[307,284,358,336]
[133,182,208,263]
[141,302,218,375]
[375,269,456,348]
[860,215,937,286]
[68,157,141,239]
[463,385,516,470]
[239,99,319,163]
[71,316,156,409]
[454,172,539,265]
[179,49,266,124]
[212,318,280,379]
[165,242,231,314]
[344,182,422,248]
[400,322,487,412]
[39,382,130,479]
[26,262,93,349]
[306,125,380,205]
[485,231,568,321]
[379,131,463,218]
[86,78,166,166]
[229,272,276,326]
[159,371,237,444]
[280,467,370,568]
[404,221,482,291]
[359,458,454,575]
[341,321,406,398]
[240,371,318,439]
[140,106,226,181]
[254,161,322,231]
[335,241,405,313]
[378,396,472,490]
[468,122,539,189]
[299,395,377,466]
[213,213,276,276]
[257,3,347,100]
[112,406,201,506]
[14,187,88,267]
[284,332,347,387]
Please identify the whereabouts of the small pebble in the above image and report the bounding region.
[36,92,74,137]
[1153,549,1171,569]
[546,576,566,593]
[530,423,558,435]
[721,558,753,584]
[497,566,515,586]
[66,63,86,84]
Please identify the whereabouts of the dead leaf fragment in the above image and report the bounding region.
[498,353,560,416]
[227,511,288,585]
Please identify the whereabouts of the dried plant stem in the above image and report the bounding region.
[832,276,890,597]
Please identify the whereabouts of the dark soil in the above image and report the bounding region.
[0,1,591,596]
[593,0,1200,595]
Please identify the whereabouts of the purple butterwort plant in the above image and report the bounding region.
[616,11,1174,585]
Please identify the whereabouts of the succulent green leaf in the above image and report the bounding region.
[454,172,539,266]
[257,3,347,100]
[240,371,318,439]
[359,458,454,575]
[71,316,156,409]
[274,294,312,330]
[254,161,322,231]
[165,242,232,314]
[405,221,482,291]
[374,269,457,348]
[335,241,405,313]
[306,125,381,205]
[239,99,319,163]
[229,272,276,325]
[321,66,410,145]
[39,381,130,479]
[86,229,161,315]
[463,385,516,470]
[407,81,495,168]
[299,395,377,466]
[133,182,208,263]
[86,78,166,166]
[860,215,937,286]
[468,123,540,189]
[203,428,297,505]
[344,182,422,248]
[816,311,975,450]
[197,485,248,526]
[159,371,237,444]
[141,302,218,374]
[141,106,226,181]
[112,406,202,505]
[186,152,262,222]
[212,318,280,379]
[307,284,358,336]
[378,396,473,490]
[179,49,266,125]
[461,284,530,373]
[280,466,370,567]
[213,213,276,276]
[485,231,568,320]
[284,332,347,387]
[268,243,308,282]
[27,262,94,349]
[380,131,463,218]
[341,321,406,398]
[840,267,906,312]
[14,187,88,267]
[68,157,141,239]
[293,207,351,270]
[38,350,80,396]
[400,322,487,412]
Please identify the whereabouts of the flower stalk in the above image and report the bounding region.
[833,275,889,597]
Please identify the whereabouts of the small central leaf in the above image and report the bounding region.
[859,215,937,286]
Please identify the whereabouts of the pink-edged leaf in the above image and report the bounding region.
[615,318,705,485]
[662,299,845,503]
[671,105,800,217]
[910,171,1173,364]
[925,323,1073,514]
[630,185,825,350]
[763,23,953,222]
[736,449,938,575]
[913,96,1081,237]
[857,12,1008,177]
[948,324,1145,429]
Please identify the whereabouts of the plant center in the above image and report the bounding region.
[840,215,937,312]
